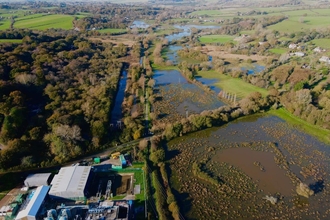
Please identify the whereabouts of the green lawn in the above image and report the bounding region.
[0,39,22,43]
[99,28,127,34]
[310,38,330,49]
[198,35,234,44]
[269,48,287,54]
[197,70,268,98]
[190,10,222,16]
[269,108,330,144]
[14,14,74,30]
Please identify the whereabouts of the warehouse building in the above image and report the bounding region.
[15,185,50,220]
[24,173,52,188]
[49,166,92,200]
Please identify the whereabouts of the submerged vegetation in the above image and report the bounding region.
[1,0,330,219]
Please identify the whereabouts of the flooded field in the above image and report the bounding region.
[168,114,330,219]
[153,69,224,125]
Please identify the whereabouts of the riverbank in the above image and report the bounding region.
[269,108,330,144]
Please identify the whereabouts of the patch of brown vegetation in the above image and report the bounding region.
[200,45,269,61]
[89,36,135,47]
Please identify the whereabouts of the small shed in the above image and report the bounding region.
[24,173,52,188]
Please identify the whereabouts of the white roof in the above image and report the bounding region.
[49,166,91,198]
[24,173,51,187]
[15,185,50,220]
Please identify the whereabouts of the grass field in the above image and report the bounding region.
[269,108,330,144]
[99,28,127,34]
[310,38,330,49]
[197,70,268,98]
[198,35,234,44]
[268,9,330,32]
[269,48,287,54]
[0,20,11,30]
[0,39,22,43]
[14,14,74,30]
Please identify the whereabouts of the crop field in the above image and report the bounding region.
[198,35,234,44]
[197,70,268,98]
[0,39,22,43]
[14,14,74,30]
[99,28,127,34]
[310,38,330,49]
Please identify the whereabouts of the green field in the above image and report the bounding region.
[99,28,127,34]
[198,35,234,44]
[269,108,330,144]
[310,38,330,49]
[14,14,74,30]
[268,9,330,32]
[0,20,11,30]
[0,39,22,43]
[197,70,268,98]
[269,48,287,54]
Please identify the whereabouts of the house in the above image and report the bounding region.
[313,47,326,53]
[289,43,297,49]
[290,52,305,57]
[319,56,330,64]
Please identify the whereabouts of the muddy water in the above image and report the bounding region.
[153,69,225,118]
[214,147,294,196]
[168,114,330,219]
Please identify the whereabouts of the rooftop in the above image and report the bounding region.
[15,185,50,220]
[49,166,91,196]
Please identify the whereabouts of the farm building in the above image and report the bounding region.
[15,185,50,220]
[24,173,52,188]
[49,166,92,200]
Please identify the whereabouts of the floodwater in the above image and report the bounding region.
[165,45,182,64]
[110,70,127,124]
[214,147,293,196]
[168,114,330,219]
[241,63,266,74]
[153,69,225,115]
[130,20,149,29]
[194,76,221,94]
[165,24,221,42]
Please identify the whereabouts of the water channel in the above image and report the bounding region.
[110,70,127,125]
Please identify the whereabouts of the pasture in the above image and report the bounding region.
[14,14,74,30]
[310,38,330,49]
[99,28,127,34]
[267,9,330,32]
[198,35,234,44]
[0,20,11,30]
[197,70,268,98]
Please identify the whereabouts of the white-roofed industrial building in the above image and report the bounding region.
[24,173,52,188]
[49,166,92,200]
[15,185,50,220]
